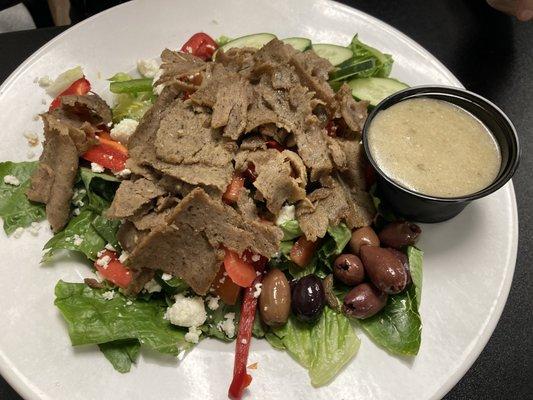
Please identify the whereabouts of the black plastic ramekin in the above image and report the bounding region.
[362,86,520,223]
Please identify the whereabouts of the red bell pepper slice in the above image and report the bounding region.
[228,276,262,400]
[213,264,242,305]
[49,77,91,111]
[82,132,129,172]
[94,250,132,289]
[224,249,257,288]
[181,32,218,61]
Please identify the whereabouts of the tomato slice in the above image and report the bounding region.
[212,264,241,305]
[94,250,132,289]
[290,237,319,268]
[180,32,218,61]
[222,175,245,205]
[224,249,257,288]
[49,77,91,111]
[82,132,129,172]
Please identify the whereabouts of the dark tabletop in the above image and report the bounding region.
[0,0,532,399]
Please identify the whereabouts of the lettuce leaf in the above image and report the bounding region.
[54,281,192,355]
[279,219,302,241]
[79,168,120,212]
[358,246,423,356]
[0,161,45,235]
[271,307,360,387]
[316,223,351,270]
[98,340,140,373]
[349,35,393,78]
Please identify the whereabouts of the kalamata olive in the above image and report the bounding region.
[386,248,412,287]
[343,283,388,319]
[259,269,291,327]
[291,275,325,323]
[378,221,421,249]
[349,226,380,255]
[333,254,365,286]
[360,245,408,294]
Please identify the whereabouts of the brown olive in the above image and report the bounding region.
[378,221,421,249]
[349,226,380,255]
[343,283,388,319]
[259,269,291,327]
[360,245,408,294]
[386,247,412,287]
[333,254,365,286]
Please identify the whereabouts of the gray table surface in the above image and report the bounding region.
[0,0,532,399]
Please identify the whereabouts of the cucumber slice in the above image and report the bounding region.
[348,77,409,106]
[329,58,376,82]
[312,44,353,66]
[219,33,277,52]
[282,37,312,51]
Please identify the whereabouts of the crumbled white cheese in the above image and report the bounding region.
[241,338,248,345]
[144,279,162,294]
[114,168,131,179]
[137,58,160,78]
[152,67,164,95]
[161,273,172,281]
[73,208,81,216]
[96,255,111,268]
[91,162,105,173]
[28,222,40,236]
[251,254,260,262]
[275,204,295,226]
[184,326,202,344]
[110,118,138,144]
[102,291,115,300]
[3,175,20,186]
[73,234,84,246]
[118,251,129,263]
[12,227,24,238]
[166,294,207,328]
[38,75,52,87]
[105,243,116,251]
[206,296,220,311]
[126,300,133,306]
[217,312,236,338]
[253,283,262,299]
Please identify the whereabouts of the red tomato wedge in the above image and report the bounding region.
[180,32,218,61]
[49,77,91,110]
[228,276,262,400]
[94,250,132,289]
[82,132,129,172]
[212,264,242,305]
[290,237,319,268]
[224,249,257,288]
[222,175,245,205]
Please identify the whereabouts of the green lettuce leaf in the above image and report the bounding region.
[79,168,120,212]
[98,340,140,373]
[0,161,46,234]
[54,281,192,355]
[271,307,360,387]
[279,219,302,241]
[92,215,120,249]
[316,223,351,270]
[42,209,105,262]
[200,301,239,342]
[216,35,233,46]
[349,34,393,78]
[155,274,189,295]
[358,246,423,356]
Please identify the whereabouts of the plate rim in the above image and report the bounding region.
[0,1,519,399]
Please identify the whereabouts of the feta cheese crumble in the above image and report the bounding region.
[118,251,129,263]
[96,255,111,268]
[102,291,115,300]
[137,58,160,78]
[105,243,116,251]
[3,175,20,186]
[253,283,262,298]
[38,75,52,87]
[206,296,220,311]
[73,234,84,246]
[114,168,131,179]
[217,312,236,338]
[91,162,105,173]
[110,118,138,144]
[166,294,207,328]
[161,273,172,281]
[185,326,202,344]
[144,279,162,294]
[275,204,295,226]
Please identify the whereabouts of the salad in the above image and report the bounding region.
[0,32,423,399]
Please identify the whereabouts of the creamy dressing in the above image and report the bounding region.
[368,98,501,198]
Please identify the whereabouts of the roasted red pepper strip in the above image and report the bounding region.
[180,32,218,61]
[82,132,129,172]
[228,276,262,400]
[49,77,91,110]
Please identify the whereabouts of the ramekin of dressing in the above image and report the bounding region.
[362,86,520,222]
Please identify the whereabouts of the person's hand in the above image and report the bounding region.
[487,0,533,21]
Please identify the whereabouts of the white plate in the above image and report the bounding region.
[0,0,518,399]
